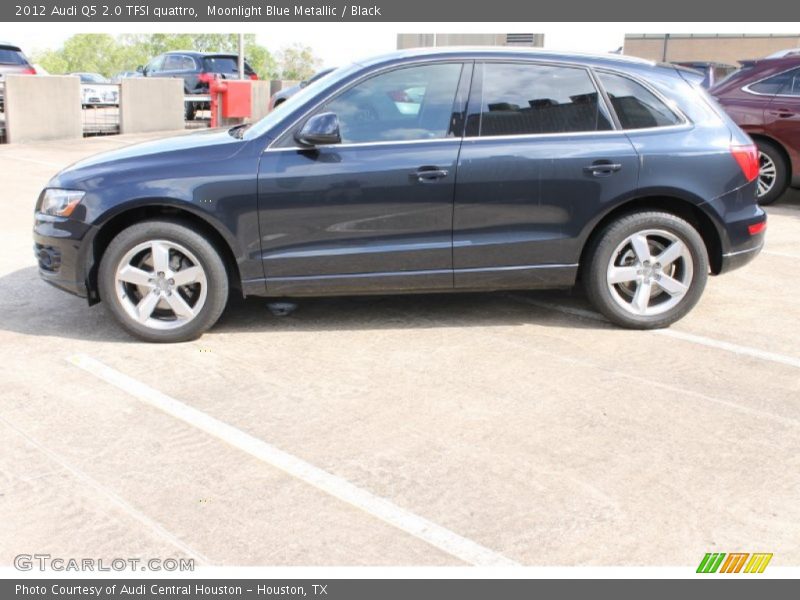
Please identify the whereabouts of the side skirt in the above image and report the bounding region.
[242,264,578,297]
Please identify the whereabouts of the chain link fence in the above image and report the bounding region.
[80,83,120,136]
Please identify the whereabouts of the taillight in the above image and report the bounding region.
[748,220,767,236]
[249,73,258,80]
[22,66,36,75]
[731,144,759,182]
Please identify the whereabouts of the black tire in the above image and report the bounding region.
[584,211,709,330]
[185,102,196,121]
[755,139,789,205]
[98,220,229,343]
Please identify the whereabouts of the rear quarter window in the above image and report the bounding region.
[0,47,28,65]
[749,67,800,96]
[597,71,682,129]
[203,57,251,74]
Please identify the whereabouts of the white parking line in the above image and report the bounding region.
[0,415,209,565]
[511,295,800,370]
[67,353,519,567]
[764,250,800,260]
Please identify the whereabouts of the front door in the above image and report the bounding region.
[257,62,468,295]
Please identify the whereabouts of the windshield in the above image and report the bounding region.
[243,63,361,141]
[78,73,108,83]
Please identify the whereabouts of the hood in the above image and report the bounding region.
[53,127,249,186]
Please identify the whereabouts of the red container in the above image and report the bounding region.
[220,80,252,119]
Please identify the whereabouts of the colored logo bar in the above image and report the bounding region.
[697,553,773,573]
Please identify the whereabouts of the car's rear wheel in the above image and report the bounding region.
[755,139,788,205]
[99,220,228,342]
[584,211,708,329]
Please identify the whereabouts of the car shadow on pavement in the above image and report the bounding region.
[0,266,607,343]
[767,187,800,219]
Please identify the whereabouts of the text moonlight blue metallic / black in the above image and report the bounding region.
[34,48,766,342]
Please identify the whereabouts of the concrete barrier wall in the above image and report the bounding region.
[5,75,82,143]
[250,80,272,121]
[120,78,184,134]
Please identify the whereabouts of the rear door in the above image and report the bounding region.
[453,61,640,289]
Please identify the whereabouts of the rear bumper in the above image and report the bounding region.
[719,242,764,274]
[705,181,766,274]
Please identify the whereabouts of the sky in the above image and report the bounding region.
[10,22,800,67]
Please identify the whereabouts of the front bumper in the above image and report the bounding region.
[33,212,95,300]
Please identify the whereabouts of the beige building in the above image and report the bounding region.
[397,33,544,49]
[624,33,800,65]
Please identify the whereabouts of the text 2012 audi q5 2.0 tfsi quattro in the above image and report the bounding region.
[34,49,766,342]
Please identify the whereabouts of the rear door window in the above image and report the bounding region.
[597,72,682,129]
[471,62,613,137]
[747,69,800,95]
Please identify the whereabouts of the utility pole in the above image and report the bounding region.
[238,33,245,79]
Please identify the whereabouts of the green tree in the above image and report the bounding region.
[276,43,322,80]
[31,34,281,80]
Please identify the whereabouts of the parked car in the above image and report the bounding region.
[34,48,765,342]
[112,71,141,83]
[711,56,800,204]
[270,67,336,110]
[673,61,737,89]
[71,73,119,107]
[765,49,800,59]
[139,51,258,120]
[0,41,36,111]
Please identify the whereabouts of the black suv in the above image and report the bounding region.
[139,51,258,119]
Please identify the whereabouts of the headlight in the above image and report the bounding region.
[39,189,85,217]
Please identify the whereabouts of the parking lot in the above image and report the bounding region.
[1,131,799,568]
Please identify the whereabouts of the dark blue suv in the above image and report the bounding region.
[34,49,766,342]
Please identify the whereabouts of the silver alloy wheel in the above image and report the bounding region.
[606,229,694,317]
[114,239,208,330]
[757,151,777,198]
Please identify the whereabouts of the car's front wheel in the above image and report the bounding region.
[584,211,709,329]
[98,220,229,342]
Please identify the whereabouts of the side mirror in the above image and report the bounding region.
[295,112,341,146]
[136,65,144,73]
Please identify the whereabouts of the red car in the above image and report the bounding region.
[711,56,800,204]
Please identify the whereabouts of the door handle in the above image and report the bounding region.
[769,108,796,118]
[413,167,449,182]
[583,161,622,176]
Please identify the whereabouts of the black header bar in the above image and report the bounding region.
[3,0,800,22]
